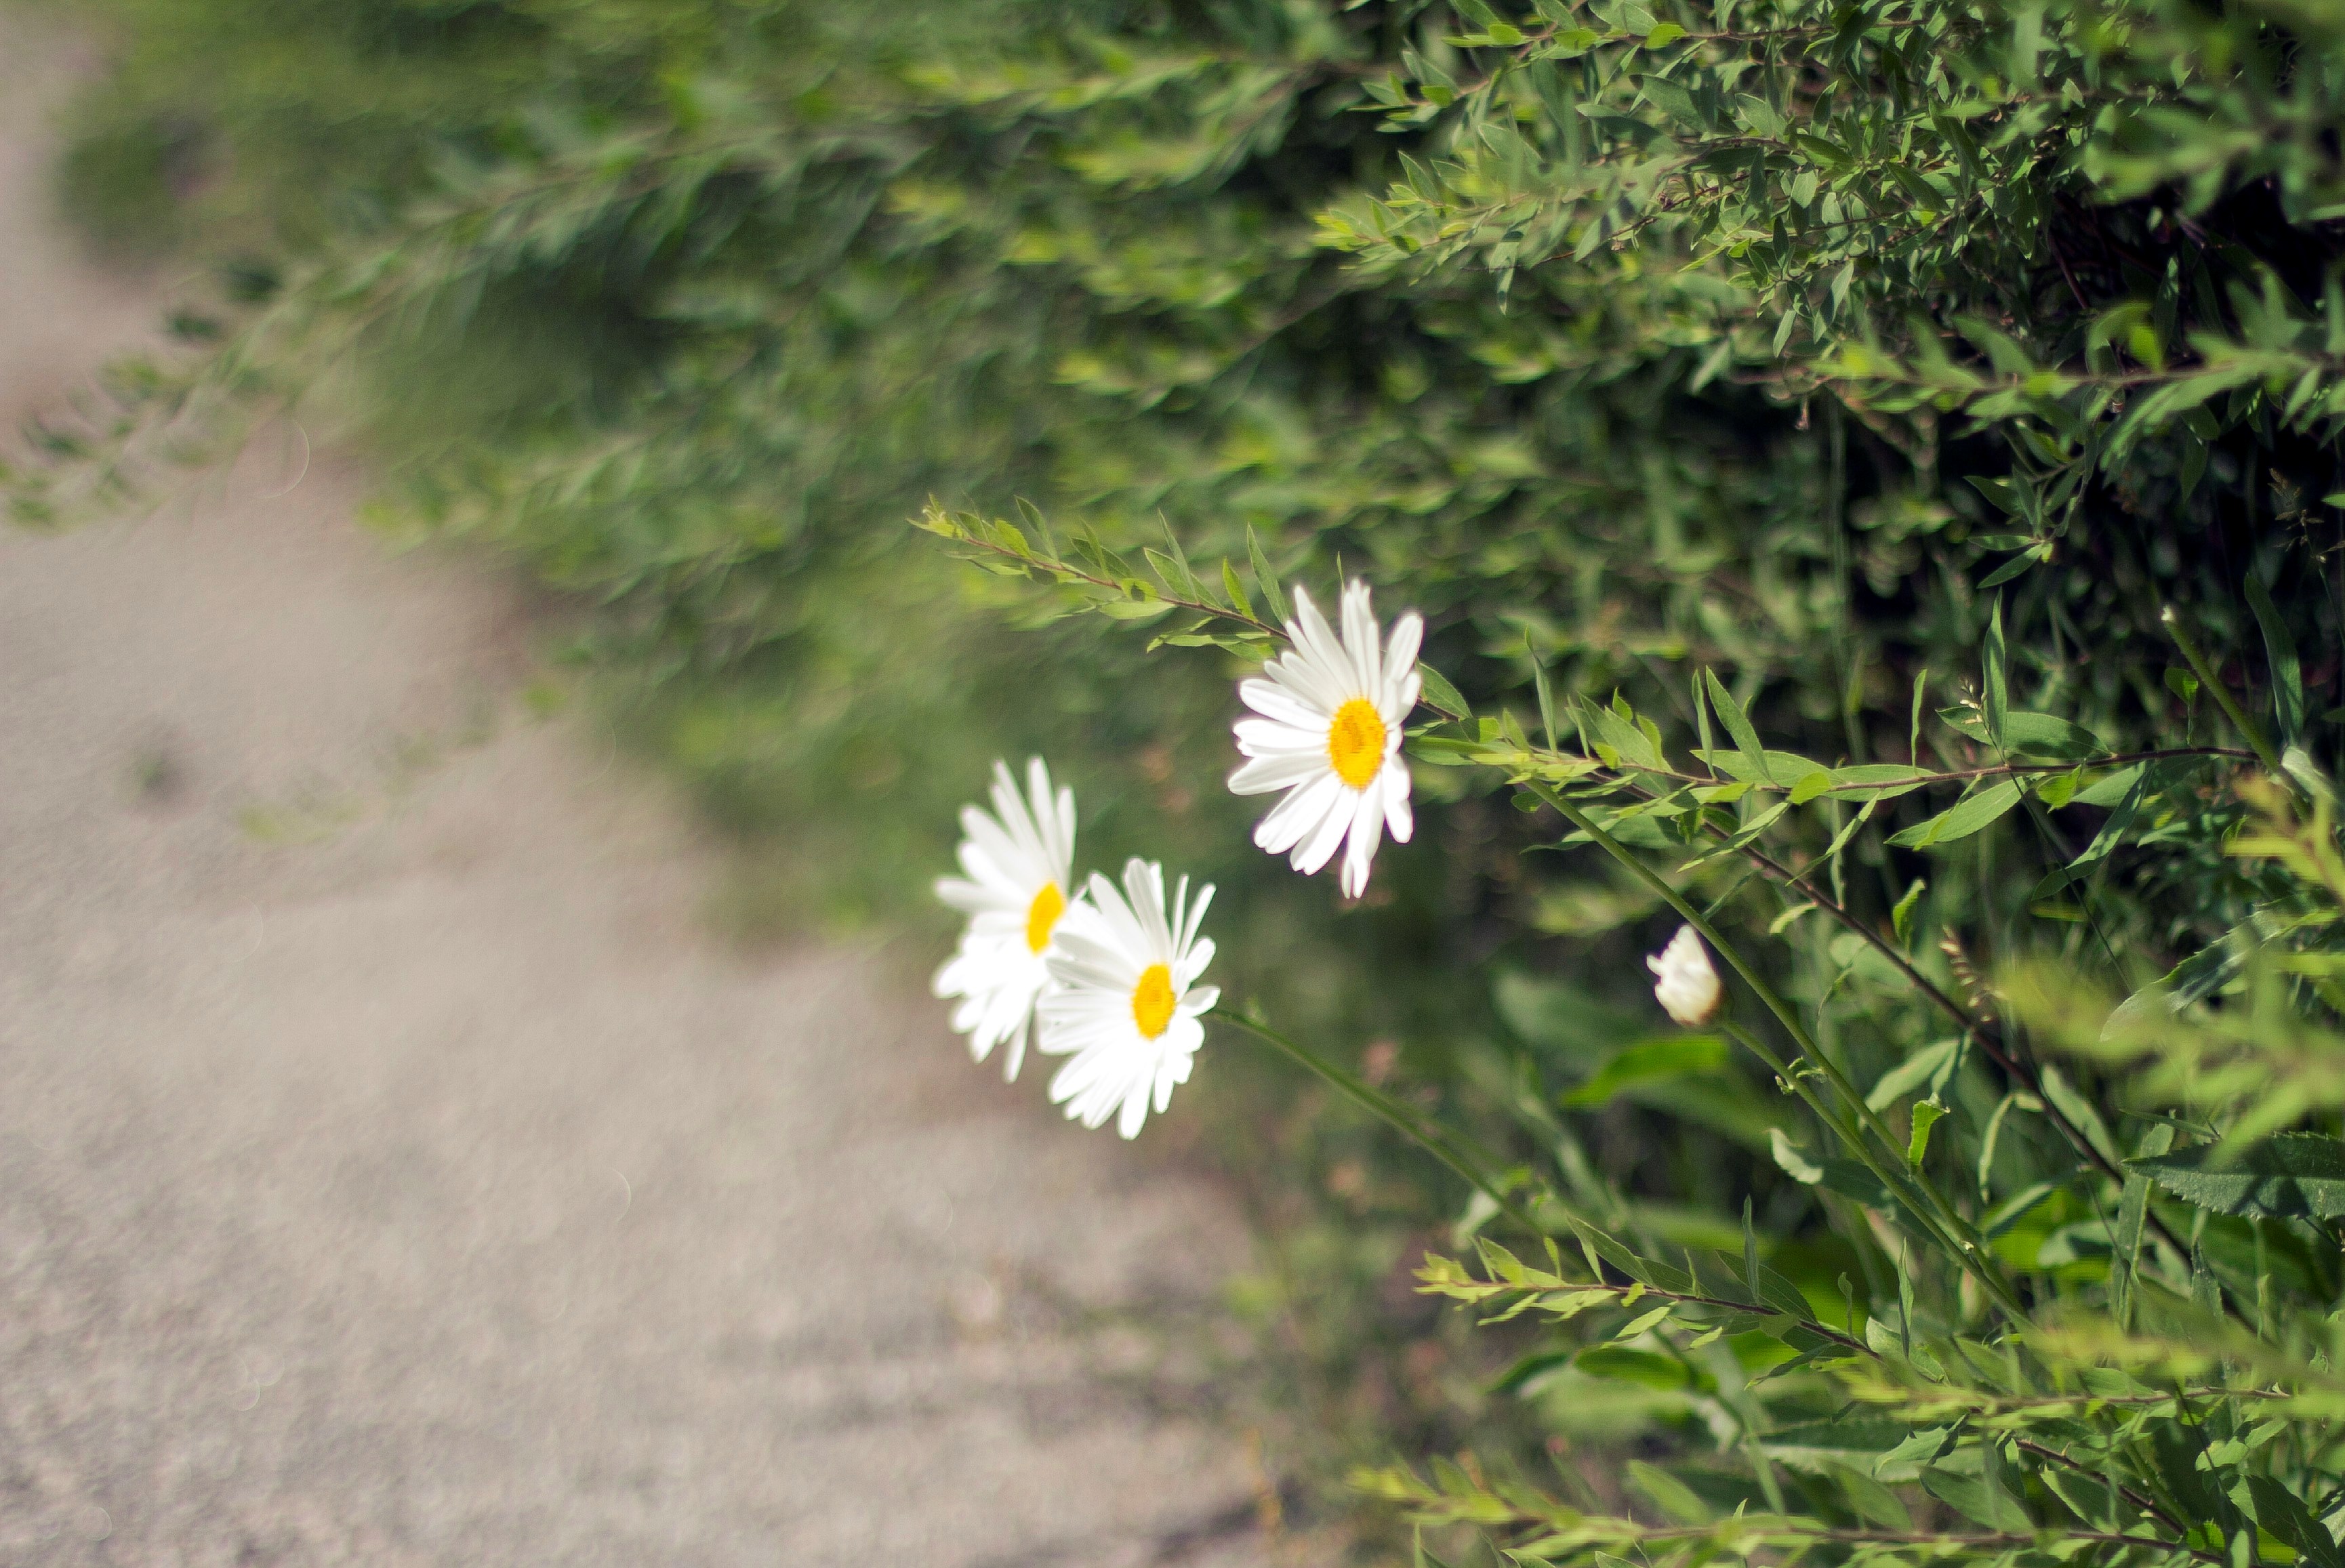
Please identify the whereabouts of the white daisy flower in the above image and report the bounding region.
[1037,858,1219,1140]
[1229,579,1423,899]
[933,758,1082,1082]
[1647,924,1722,1027]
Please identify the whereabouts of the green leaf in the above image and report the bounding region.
[1983,597,2008,747]
[2039,1064,2120,1168]
[1626,1460,1711,1525]
[1246,524,1289,625]
[1938,707,2104,759]
[1220,557,1254,621]
[1486,1348,1576,1395]
[1638,74,1702,129]
[1562,1034,1728,1107]
[2244,1475,2345,1568]
[2068,764,2146,869]
[1696,747,1826,789]
[1891,878,1926,946]
[1908,1098,1947,1168]
[1866,1037,1959,1111]
[1907,671,1928,765]
[1417,662,1473,720]
[2112,1123,2173,1329]
[1770,1128,1823,1184]
[1885,778,2022,848]
[1921,1463,2031,1531]
[1829,1462,1915,1530]
[2128,1133,2345,1220]
[1770,1130,1892,1205]
[1530,639,1558,751]
[2245,571,2305,748]
[1978,547,2043,588]
[1703,669,1769,783]
[1574,1344,1693,1390]
[1641,22,1687,49]
[1095,596,1181,621]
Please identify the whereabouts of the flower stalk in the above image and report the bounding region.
[1216,1008,1543,1238]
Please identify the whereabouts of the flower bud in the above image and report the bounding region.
[1646,925,1721,1027]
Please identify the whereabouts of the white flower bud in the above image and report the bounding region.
[1646,925,1721,1027]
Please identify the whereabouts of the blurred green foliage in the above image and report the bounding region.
[29,0,2345,1557]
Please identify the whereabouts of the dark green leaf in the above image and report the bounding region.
[2129,1133,2345,1220]
[2245,571,2305,748]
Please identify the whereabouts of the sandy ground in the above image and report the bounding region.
[0,27,1290,1567]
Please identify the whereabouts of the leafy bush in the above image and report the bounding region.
[26,0,2345,1559]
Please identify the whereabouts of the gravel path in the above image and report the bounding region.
[0,26,1282,1567]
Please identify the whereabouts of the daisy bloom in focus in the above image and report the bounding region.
[1648,925,1721,1027]
[933,758,1082,1082]
[1229,579,1423,899]
[1038,858,1219,1140]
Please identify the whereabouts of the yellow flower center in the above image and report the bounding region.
[1025,882,1066,953]
[1326,697,1387,789]
[1130,963,1177,1039]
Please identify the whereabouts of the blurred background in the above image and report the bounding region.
[0,7,1342,1565]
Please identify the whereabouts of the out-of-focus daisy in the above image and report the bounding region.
[933,758,1082,1081]
[1229,579,1423,899]
[1038,858,1219,1140]
[1648,925,1722,1027]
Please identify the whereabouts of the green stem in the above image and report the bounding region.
[2161,604,2284,776]
[1522,779,2028,1319]
[1216,1010,1543,1237]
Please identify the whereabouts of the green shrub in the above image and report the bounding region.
[25,0,2345,1558]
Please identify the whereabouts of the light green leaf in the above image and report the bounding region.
[1885,779,2022,848]
[1891,878,1926,946]
[1573,1344,1693,1390]
[1908,1098,1947,1168]
[1220,557,1253,620]
[1770,1128,1823,1184]
[1416,661,1471,721]
[1983,597,2007,747]
[1562,1034,1728,1107]
[1626,1460,1710,1524]
[1246,524,1289,625]
[1866,1037,1959,1111]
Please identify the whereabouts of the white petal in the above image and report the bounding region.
[1122,859,1172,960]
[1384,610,1423,687]
[1229,750,1329,796]
[1233,714,1330,755]
[1252,771,1343,855]
[1382,763,1414,844]
[1283,589,1361,709]
[1238,678,1331,731]
[1341,579,1382,696]
[1178,883,1215,954]
[1292,783,1359,875]
[1339,787,1385,896]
